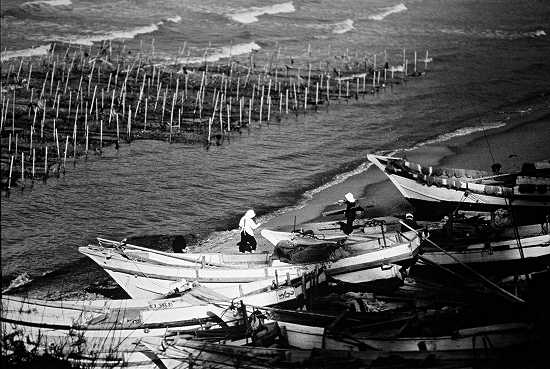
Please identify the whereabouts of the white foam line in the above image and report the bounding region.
[368,3,407,21]
[22,0,71,6]
[410,121,507,150]
[227,1,295,24]
[54,23,162,46]
[1,44,52,62]
[332,19,354,34]
[185,42,261,64]
[165,15,182,24]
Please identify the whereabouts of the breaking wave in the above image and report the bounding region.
[2,272,33,293]
[441,28,547,40]
[185,42,261,64]
[412,121,507,150]
[165,15,182,24]
[22,0,72,7]
[227,1,295,24]
[332,19,354,34]
[369,3,407,21]
[0,44,51,61]
[52,23,163,46]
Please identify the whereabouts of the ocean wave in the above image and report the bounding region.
[332,19,354,34]
[185,42,261,64]
[368,3,407,21]
[2,272,32,293]
[165,15,182,24]
[441,28,547,40]
[0,44,51,61]
[52,23,162,46]
[227,1,295,24]
[412,121,507,149]
[22,0,72,6]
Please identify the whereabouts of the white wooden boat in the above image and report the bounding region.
[1,293,242,369]
[421,232,550,265]
[79,244,321,300]
[140,336,381,369]
[95,237,272,268]
[260,229,419,282]
[367,154,550,219]
[277,320,534,355]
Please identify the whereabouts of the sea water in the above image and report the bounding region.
[1,0,549,297]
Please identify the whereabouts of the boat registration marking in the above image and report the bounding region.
[277,287,295,302]
[148,301,175,310]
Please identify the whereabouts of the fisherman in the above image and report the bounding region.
[237,209,261,253]
[401,213,420,232]
[340,192,365,235]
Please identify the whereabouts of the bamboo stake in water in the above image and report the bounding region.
[8,155,14,191]
[116,113,120,146]
[32,148,35,181]
[127,105,132,142]
[63,135,68,174]
[21,152,25,190]
[44,146,48,182]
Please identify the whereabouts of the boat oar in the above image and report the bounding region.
[400,221,526,305]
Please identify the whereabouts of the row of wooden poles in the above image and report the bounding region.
[0,41,430,195]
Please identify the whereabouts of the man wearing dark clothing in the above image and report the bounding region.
[401,213,420,232]
[341,192,365,235]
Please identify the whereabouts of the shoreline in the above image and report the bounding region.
[261,104,550,232]
[196,105,550,255]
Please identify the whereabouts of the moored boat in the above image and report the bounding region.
[79,243,323,301]
[367,154,550,221]
[1,293,244,368]
[260,229,420,283]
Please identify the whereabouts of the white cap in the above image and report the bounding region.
[406,213,414,219]
[344,193,355,202]
[244,209,256,218]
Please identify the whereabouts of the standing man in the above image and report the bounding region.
[237,209,261,253]
[341,192,365,235]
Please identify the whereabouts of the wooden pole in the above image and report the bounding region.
[8,155,14,190]
[44,146,48,182]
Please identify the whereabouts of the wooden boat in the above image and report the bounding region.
[420,232,550,266]
[367,154,550,221]
[277,319,534,357]
[140,336,382,369]
[260,229,419,282]
[79,244,323,301]
[95,237,272,268]
[1,293,244,368]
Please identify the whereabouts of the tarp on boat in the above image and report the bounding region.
[272,236,345,264]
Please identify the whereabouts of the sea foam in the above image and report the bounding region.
[412,121,507,149]
[55,23,162,46]
[369,3,407,21]
[332,19,354,34]
[228,1,295,24]
[165,15,182,24]
[1,44,51,61]
[2,272,32,294]
[185,42,261,64]
[21,0,71,7]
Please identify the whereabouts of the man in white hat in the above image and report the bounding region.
[341,192,365,235]
[401,212,420,232]
[237,209,261,253]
